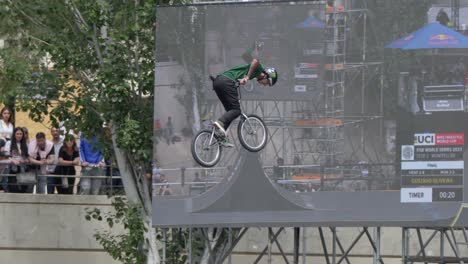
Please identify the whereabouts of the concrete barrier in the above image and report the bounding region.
[0,194,120,264]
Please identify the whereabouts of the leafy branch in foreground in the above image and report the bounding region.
[85,197,147,264]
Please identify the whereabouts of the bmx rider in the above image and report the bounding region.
[212,58,278,147]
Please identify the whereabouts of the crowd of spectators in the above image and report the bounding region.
[0,106,122,195]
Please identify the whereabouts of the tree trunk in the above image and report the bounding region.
[110,124,160,264]
[200,228,222,264]
[145,214,160,264]
[192,84,201,133]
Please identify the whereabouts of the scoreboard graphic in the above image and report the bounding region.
[401,133,464,203]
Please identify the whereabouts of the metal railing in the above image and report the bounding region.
[153,163,399,196]
[0,162,125,195]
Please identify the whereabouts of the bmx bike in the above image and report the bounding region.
[191,79,268,167]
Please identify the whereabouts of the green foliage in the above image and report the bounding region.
[85,197,147,264]
[85,197,204,264]
[0,47,33,107]
[0,1,188,261]
[117,116,153,162]
[155,228,205,264]
[0,0,160,164]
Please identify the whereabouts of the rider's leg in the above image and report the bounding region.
[213,76,241,135]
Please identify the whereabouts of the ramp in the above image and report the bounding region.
[153,152,463,228]
[190,151,312,213]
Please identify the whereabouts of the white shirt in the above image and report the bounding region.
[0,120,13,140]
[5,141,21,156]
[5,141,23,157]
[49,138,63,171]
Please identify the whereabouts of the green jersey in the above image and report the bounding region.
[220,63,264,81]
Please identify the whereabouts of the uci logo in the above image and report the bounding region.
[414,133,435,145]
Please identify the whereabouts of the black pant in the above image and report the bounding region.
[416,80,424,112]
[213,75,241,130]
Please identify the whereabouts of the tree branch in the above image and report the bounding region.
[134,0,143,98]
[23,32,53,46]
[10,2,49,29]
[67,0,90,31]
[92,23,104,65]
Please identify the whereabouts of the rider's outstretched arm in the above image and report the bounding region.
[239,59,259,85]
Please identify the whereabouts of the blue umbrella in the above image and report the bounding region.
[296,16,325,29]
[385,22,468,50]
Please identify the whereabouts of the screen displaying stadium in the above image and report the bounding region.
[153,0,467,227]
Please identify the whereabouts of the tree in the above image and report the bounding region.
[0,1,186,263]
[85,197,147,264]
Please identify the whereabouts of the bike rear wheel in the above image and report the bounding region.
[191,129,222,167]
[237,114,268,152]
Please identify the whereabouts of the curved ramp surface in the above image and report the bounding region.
[189,151,311,213]
[153,152,464,228]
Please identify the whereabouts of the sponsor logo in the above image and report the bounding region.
[428,34,459,45]
[430,34,455,41]
[414,133,435,145]
[401,145,414,160]
[435,133,464,145]
[404,34,414,41]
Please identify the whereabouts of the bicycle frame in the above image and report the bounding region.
[205,79,258,148]
[237,82,255,132]
[192,78,267,167]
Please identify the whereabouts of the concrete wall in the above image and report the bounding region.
[0,194,121,264]
[2,193,467,264]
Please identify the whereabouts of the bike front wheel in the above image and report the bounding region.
[237,114,268,152]
[191,129,222,167]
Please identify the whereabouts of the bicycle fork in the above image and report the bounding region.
[207,128,217,149]
[240,114,256,135]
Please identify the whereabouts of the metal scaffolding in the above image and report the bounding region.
[160,226,468,264]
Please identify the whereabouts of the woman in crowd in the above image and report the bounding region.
[0,107,14,141]
[0,107,14,191]
[54,134,80,194]
[5,127,32,193]
[21,127,30,144]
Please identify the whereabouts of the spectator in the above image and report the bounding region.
[79,136,105,195]
[22,127,30,144]
[54,134,80,194]
[273,157,284,181]
[28,132,55,194]
[0,106,12,192]
[47,127,64,194]
[165,116,175,145]
[0,106,13,142]
[436,8,450,26]
[156,174,171,196]
[5,127,32,193]
[0,139,8,192]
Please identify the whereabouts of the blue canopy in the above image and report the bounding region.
[296,16,325,29]
[385,22,468,50]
